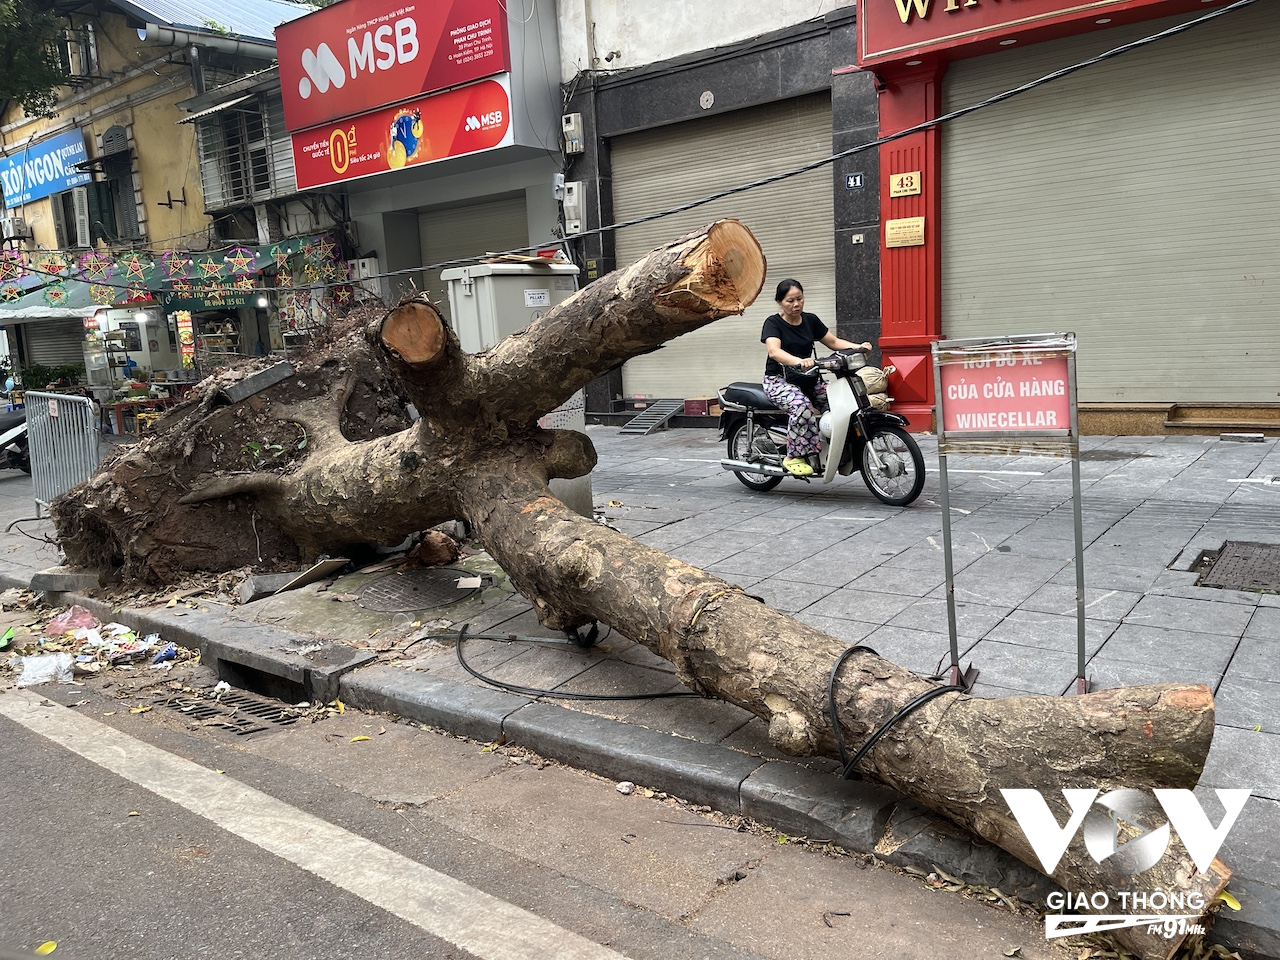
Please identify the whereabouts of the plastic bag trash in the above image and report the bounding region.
[17,653,74,687]
[213,681,231,694]
[46,605,100,637]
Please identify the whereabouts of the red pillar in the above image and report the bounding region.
[877,63,944,431]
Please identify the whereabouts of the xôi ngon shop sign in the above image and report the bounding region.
[0,130,92,206]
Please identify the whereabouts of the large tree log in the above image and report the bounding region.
[52,221,1226,958]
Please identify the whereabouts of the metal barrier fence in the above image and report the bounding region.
[26,391,103,514]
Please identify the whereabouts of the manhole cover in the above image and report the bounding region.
[157,688,301,736]
[1196,541,1280,593]
[354,567,483,612]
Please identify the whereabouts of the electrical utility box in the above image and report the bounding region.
[441,260,592,516]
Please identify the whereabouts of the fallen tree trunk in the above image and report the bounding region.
[52,220,1226,958]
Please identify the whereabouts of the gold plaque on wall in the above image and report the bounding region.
[889,171,922,197]
[886,217,926,248]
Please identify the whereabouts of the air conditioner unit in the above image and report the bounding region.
[0,217,30,241]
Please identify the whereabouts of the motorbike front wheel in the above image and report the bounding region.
[860,424,924,506]
[727,420,783,492]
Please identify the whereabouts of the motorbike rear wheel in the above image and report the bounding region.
[860,424,924,506]
[727,420,783,492]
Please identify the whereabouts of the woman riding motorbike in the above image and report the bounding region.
[761,278,871,476]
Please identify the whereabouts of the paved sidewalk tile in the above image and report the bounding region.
[1200,726,1280,803]
[1216,676,1280,735]
[1222,637,1280,684]
[1092,622,1238,673]
[1247,608,1280,641]
[859,624,975,678]
[961,639,1081,695]
[887,598,1011,640]
[804,588,917,626]
[1123,594,1255,636]
[1020,582,1142,621]
[981,609,1117,657]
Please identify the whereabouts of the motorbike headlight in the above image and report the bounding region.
[818,412,833,439]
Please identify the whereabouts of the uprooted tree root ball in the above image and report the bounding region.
[52,303,414,582]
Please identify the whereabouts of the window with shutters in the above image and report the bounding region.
[196,94,289,210]
[56,24,98,85]
[50,188,91,248]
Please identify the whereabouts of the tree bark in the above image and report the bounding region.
[52,220,1225,958]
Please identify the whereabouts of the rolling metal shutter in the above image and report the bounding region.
[23,319,87,367]
[612,93,834,400]
[418,197,529,324]
[941,4,1280,403]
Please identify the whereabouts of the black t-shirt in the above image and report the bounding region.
[761,312,829,377]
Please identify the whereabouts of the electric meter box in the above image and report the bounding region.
[441,260,592,515]
[441,261,580,353]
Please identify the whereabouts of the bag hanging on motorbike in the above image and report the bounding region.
[855,366,889,395]
[866,392,893,411]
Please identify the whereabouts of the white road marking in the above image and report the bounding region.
[0,690,628,960]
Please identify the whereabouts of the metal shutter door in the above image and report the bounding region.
[24,319,88,367]
[612,94,834,400]
[419,197,529,324]
[942,4,1280,403]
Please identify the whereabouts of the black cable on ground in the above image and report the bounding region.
[451,623,703,702]
[840,684,964,781]
[828,642,967,780]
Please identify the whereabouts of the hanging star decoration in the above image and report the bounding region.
[0,250,25,282]
[0,284,22,302]
[225,246,257,275]
[121,253,149,284]
[44,283,69,307]
[234,275,255,291]
[313,235,337,262]
[79,250,114,283]
[125,286,149,303]
[171,279,193,298]
[39,253,69,277]
[197,256,225,280]
[90,284,115,306]
[331,260,351,282]
[162,250,191,280]
[299,238,320,263]
[270,244,292,269]
[334,285,353,305]
[302,263,320,283]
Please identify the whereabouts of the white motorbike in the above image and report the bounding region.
[0,406,29,474]
[718,349,925,506]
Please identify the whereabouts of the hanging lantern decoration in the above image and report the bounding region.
[234,275,255,291]
[225,246,257,275]
[124,286,149,303]
[162,250,192,280]
[302,263,320,283]
[0,250,25,282]
[0,284,22,302]
[78,250,114,283]
[313,235,338,262]
[90,284,116,306]
[333,285,353,305]
[43,282,69,307]
[38,252,69,278]
[269,244,293,270]
[196,256,225,281]
[120,253,149,285]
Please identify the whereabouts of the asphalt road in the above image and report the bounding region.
[0,664,1071,960]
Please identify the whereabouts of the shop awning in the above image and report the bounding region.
[0,277,102,323]
[177,94,254,124]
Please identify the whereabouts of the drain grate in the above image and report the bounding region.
[354,566,484,612]
[1196,541,1280,593]
[158,688,302,736]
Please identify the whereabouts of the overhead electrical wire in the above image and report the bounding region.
[1,0,1255,299]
